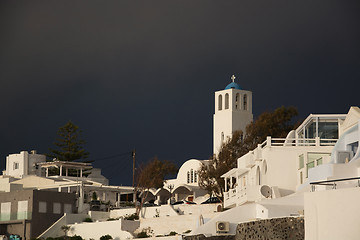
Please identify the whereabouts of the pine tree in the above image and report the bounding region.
[48,121,89,162]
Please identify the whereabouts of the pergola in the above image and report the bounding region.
[37,161,92,177]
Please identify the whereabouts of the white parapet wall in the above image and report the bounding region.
[304,187,360,240]
[69,219,138,240]
[138,214,201,236]
[38,213,89,239]
[110,204,221,220]
[88,211,111,221]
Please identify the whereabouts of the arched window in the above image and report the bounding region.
[194,171,197,183]
[235,93,239,109]
[262,161,267,185]
[218,95,222,111]
[225,93,229,109]
[243,94,247,110]
[263,161,267,174]
[187,171,190,183]
[256,166,261,185]
[191,169,194,183]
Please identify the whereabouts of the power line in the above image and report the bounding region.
[89,151,132,162]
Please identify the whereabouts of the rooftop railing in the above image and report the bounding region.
[310,177,360,192]
[260,137,337,148]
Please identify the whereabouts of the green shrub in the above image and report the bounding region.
[183,230,192,234]
[168,231,177,236]
[83,217,93,222]
[137,231,149,238]
[69,235,83,240]
[124,213,139,220]
[99,235,112,240]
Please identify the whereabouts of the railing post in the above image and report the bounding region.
[266,136,271,147]
[315,137,320,146]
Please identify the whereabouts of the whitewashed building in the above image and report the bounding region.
[0,152,134,213]
[221,107,360,209]
[164,159,208,203]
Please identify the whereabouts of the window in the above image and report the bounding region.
[13,162,19,170]
[304,120,339,139]
[307,152,330,175]
[263,161,267,174]
[194,171,197,183]
[306,162,315,178]
[318,121,338,139]
[316,158,323,166]
[243,94,247,110]
[64,204,72,214]
[256,167,261,185]
[17,200,28,220]
[53,202,61,214]
[300,172,303,184]
[299,154,304,169]
[191,169,194,183]
[221,132,224,142]
[218,95,222,111]
[39,201,47,213]
[225,94,229,109]
[187,171,190,183]
[0,202,11,221]
[235,93,239,109]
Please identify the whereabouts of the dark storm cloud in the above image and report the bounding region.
[0,1,359,185]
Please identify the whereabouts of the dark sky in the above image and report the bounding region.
[1,1,359,186]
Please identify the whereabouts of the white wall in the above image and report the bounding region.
[69,220,135,240]
[110,208,137,219]
[191,204,259,236]
[213,89,253,155]
[88,211,110,221]
[5,151,45,178]
[175,160,202,187]
[304,187,360,240]
[139,214,201,236]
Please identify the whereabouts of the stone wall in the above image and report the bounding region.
[185,217,304,240]
[185,234,235,240]
[235,217,304,240]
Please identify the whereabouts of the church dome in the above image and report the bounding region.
[225,82,242,90]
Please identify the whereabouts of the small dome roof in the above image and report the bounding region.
[225,82,242,90]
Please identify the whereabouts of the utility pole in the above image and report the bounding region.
[132,149,136,187]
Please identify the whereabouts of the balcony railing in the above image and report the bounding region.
[260,137,337,148]
[310,176,360,192]
[223,185,265,208]
[0,212,32,222]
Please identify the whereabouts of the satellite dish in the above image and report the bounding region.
[260,185,272,198]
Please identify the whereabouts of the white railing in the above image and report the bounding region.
[260,137,337,148]
[224,185,265,208]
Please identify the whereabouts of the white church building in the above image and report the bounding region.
[1,75,360,240]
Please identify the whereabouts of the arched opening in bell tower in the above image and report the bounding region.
[243,94,248,110]
[225,93,229,109]
[218,95,222,111]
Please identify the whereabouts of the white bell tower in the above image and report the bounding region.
[213,75,253,155]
